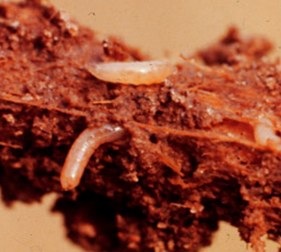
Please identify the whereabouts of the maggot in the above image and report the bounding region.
[87,60,175,85]
[60,124,126,191]
[254,117,281,151]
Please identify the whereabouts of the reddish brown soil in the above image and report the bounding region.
[1,1,281,252]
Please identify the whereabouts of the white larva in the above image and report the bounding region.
[60,125,125,191]
[87,60,174,85]
[254,117,281,151]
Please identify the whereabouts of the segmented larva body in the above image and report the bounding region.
[60,125,125,191]
[254,117,281,151]
[87,60,174,85]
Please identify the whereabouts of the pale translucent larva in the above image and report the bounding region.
[254,118,281,151]
[87,60,174,85]
[60,125,125,191]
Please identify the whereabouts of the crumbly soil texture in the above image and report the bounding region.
[1,1,281,252]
